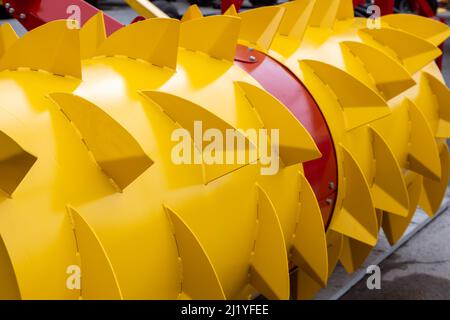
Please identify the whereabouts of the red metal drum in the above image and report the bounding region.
[234,45,338,227]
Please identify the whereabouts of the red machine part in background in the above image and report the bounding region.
[221,0,243,13]
[2,0,123,35]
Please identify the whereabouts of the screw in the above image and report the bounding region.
[249,55,256,62]
[19,13,26,20]
[4,3,10,9]
[328,181,335,190]
[325,198,334,206]
[8,7,15,14]
[248,47,254,51]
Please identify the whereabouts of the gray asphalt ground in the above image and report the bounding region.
[1,1,450,300]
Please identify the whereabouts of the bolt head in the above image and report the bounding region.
[8,7,15,14]
[325,198,334,206]
[19,13,26,20]
[4,3,10,9]
[249,55,256,62]
[328,181,335,190]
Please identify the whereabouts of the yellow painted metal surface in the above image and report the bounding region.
[0,0,448,300]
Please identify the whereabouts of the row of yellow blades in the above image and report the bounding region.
[0,0,449,299]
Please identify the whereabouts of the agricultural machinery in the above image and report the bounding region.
[0,0,449,300]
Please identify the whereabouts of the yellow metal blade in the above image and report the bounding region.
[407,99,441,181]
[49,93,153,191]
[309,0,340,29]
[382,14,450,46]
[292,173,328,287]
[0,130,37,197]
[340,41,416,100]
[0,20,81,78]
[141,90,251,184]
[340,237,373,273]
[295,230,343,300]
[180,16,240,62]
[382,173,423,245]
[336,0,355,20]
[165,206,226,300]
[68,206,123,299]
[97,18,179,69]
[369,127,410,217]
[0,234,20,299]
[80,12,106,59]
[340,199,383,274]
[181,5,204,22]
[236,81,321,165]
[0,23,18,58]
[223,4,238,16]
[300,60,391,131]
[126,0,169,18]
[237,6,285,52]
[419,73,450,138]
[358,28,442,74]
[419,143,450,216]
[330,145,378,246]
[250,185,290,300]
[277,0,316,40]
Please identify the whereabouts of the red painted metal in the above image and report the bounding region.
[3,0,123,35]
[412,0,436,17]
[221,0,243,13]
[234,45,338,227]
[374,0,395,15]
[353,0,366,7]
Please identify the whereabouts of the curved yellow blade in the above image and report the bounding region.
[68,206,123,300]
[419,143,450,216]
[0,20,81,78]
[237,6,285,52]
[309,0,340,29]
[358,28,442,75]
[340,237,372,273]
[0,234,20,299]
[300,60,391,131]
[236,81,321,165]
[382,14,450,46]
[180,16,241,62]
[97,18,179,69]
[141,90,253,184]
[277,0,316,40]
[340,41,416,100]
[49,93,153,191]
[330,145,378,246]
[0,130,37,197]
[419,73,450,139]
[250,185,290,300]
[181,5,204,22]
[382,172,423,245]
[339,208,383,273]
[295,229,342,300]
[0,23,18,58]
[165,206,226,300]
[337,0,355,20]
[223,4,238,16]
[407,99,441,181]
[80,12,106,59]
[369,127,410,217]
[292,173,328,287]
